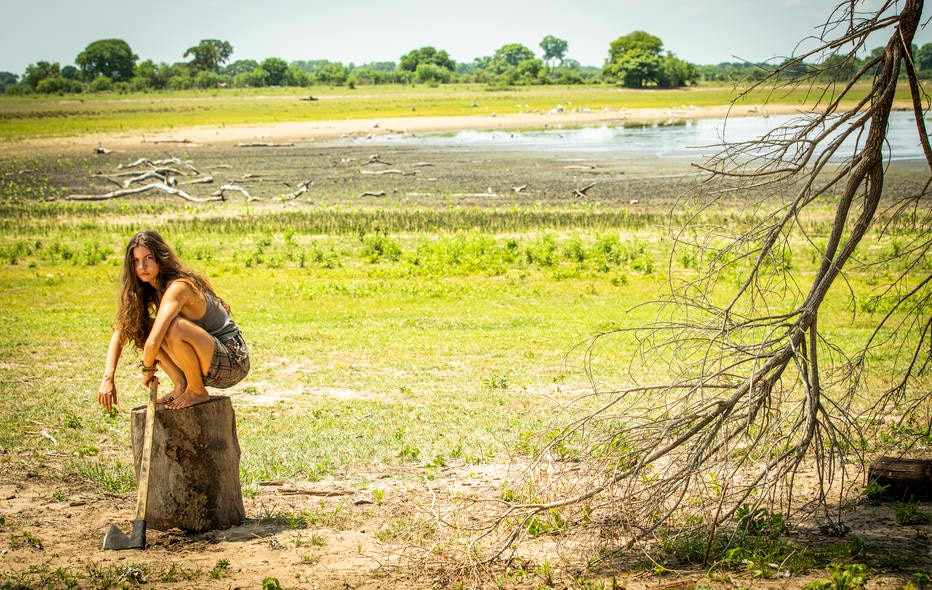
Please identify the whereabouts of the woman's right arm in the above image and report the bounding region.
[98,330,124,411]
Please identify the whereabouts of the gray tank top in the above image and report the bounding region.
[194,295,239,343]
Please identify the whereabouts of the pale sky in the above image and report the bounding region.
[1,0,929,75]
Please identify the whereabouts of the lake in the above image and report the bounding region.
[346,110,929,162]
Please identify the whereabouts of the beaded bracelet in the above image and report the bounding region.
[140,360,159,373]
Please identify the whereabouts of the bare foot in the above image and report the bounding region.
[157,381,185,405]
[155,391,179,405]
[165,390,210,410]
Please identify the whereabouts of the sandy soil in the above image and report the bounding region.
[2,104,930,590]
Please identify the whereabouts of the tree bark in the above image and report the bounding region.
[131,395,245,532]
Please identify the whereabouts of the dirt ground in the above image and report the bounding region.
[2,107,931,589]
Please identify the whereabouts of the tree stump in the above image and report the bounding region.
[131,395,245,532]
[867,456,932,501]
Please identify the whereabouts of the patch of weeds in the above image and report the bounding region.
[61,410,82,430]
[526,509,568,537]
[801,562,868,590]
[69,459,134,493]
[84,561,149,587]
[70,445,98,458]
[9,531,44,550]
[894,500,931,525]
[912,570,931,589]
[157,562,200,583]
[483,373,508,389]
[210,558,231,580]
[861,478,890,504]
[735,503,787,537]
[399,444,420,462]
[376,517,435,544]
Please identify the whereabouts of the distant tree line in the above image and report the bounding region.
[3,33,931,95]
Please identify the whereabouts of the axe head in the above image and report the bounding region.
[102,519,146,550]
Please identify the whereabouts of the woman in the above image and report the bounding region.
[97,230,249,411]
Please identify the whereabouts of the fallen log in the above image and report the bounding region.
[282,180,311,200]
[867,456,932,500]
[360,169,413,176]
[213,184,257,201]
[124,171,167,188]
[573,182,596,198]
[118,158,154,170]
[67,182,221,202]
[181,176,214,185]
[235,142,294,148]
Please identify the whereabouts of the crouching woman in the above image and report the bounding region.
[97,230,249,411]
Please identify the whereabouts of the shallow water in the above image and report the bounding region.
[346,110,929,162]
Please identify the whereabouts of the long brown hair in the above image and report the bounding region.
[114,230,231,350]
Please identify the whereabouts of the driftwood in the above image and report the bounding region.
[282,180,311,200]
[131,396,244,532]
[366,154,391,165]
[360,169,413,176]
[146,138,190,144]
[124,171,169,188]
[573,182,596,197]
[867,456,932,500]
[181,176,214,185]
[67,182,221,202]
[235,142,294,148]
[213,184,257,201]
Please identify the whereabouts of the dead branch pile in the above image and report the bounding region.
[68,154,258,202]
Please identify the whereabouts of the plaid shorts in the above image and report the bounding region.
[204,333,250,389]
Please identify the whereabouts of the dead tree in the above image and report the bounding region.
[431,0,932,581]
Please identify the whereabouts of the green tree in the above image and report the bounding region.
[75,39,136,82]
[260,57,289,86]
[184,39,233,73]
[818,53,859,81]
[603,49,662,87]
[223,59,258,76]
[659,53,697,87]
[399,47,455,73]
[316,62,349,86]
[492,43,536,72]
[917,42,932,71]
[194,70,222,89]
[415,63,452,84]
[23,61,60,91]
[131,60,176,90]
[0,72,17,93]
[540,35,568,71]
[608,30,663,58]
[603,31,695,88]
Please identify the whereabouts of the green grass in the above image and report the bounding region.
[0,197,927,493]
[0,82,899,141]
